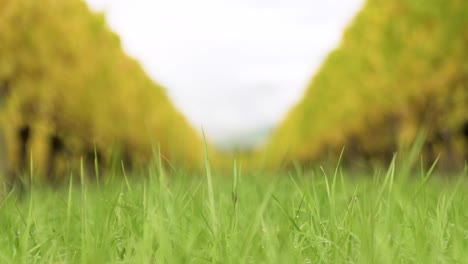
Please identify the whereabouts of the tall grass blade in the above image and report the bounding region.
[121,160,131,192]
[94,144,100,188]
[272,195,302,232]
[203,130,217,237]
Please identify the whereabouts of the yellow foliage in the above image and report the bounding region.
[265,0,467,168]
[0,0,203,182]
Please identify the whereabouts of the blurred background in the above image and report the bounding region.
[0,0,466,181]
[85,0,365,149]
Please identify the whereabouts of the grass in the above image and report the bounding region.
[0,158,466,263]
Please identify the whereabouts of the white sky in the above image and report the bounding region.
[85,0,364,145]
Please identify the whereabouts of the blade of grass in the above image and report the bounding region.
[414,155,440,198]
[241,177,278,259]
[80,157,87,264]
[203,130,217,237]
[94,144,100,188]
[272,195,302,232]
[121,161,131,192]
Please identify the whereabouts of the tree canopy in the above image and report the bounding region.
[265,0,467,168]
[0,0,203,180]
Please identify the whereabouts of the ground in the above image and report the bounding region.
[0,161,466,263]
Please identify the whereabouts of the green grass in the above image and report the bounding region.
[0,160,467,263]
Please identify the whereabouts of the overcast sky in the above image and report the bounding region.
[85,0,364,145]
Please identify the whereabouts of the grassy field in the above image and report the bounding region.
[0,157,467,264]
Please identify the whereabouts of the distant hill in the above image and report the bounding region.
[0,0,203,181]
[265,0,467,168]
